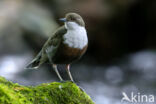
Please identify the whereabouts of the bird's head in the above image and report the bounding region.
[59,13,85,30]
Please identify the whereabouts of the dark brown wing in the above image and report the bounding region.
[43,26,67,48]
[39,26,67,64]
[26,26,67,69]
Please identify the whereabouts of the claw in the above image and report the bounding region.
[78,86,85,92]
[60,80,66,83]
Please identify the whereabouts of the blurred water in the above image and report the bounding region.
[0,50,156,104]
[0,54,31,79]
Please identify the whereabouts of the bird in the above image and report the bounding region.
[26,13,88,82]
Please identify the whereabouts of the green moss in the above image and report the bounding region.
[0,76,94,104]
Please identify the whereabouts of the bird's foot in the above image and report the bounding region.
[68,80,75,83]
[60,80,66,83]
[78,86,85,92]
[60,80,85,92]
[71,81,85,92]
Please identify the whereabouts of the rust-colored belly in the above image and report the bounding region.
[52,43,87,64]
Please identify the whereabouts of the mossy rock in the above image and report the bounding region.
[0,76,94,104]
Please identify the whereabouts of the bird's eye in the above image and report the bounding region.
[71,17,75,20]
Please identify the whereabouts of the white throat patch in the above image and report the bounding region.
[63,22,88,49]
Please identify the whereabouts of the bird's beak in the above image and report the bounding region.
[59,18,67,22]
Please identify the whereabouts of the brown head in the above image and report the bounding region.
[59,13,85,29]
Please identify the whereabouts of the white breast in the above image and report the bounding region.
[63,22,88,49]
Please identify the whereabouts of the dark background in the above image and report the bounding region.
[0,0,156,104]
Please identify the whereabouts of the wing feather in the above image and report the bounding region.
[26,26,67,69]
[39,26,67,65]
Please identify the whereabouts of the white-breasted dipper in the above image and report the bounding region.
[26,13,88,82]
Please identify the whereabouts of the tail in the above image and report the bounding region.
[25,51,42,69]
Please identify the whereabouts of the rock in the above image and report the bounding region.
[0,76,94,104]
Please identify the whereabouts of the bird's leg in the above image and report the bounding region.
[45,50,63,81]
[66,64,74,82]
[52,64,63,81]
